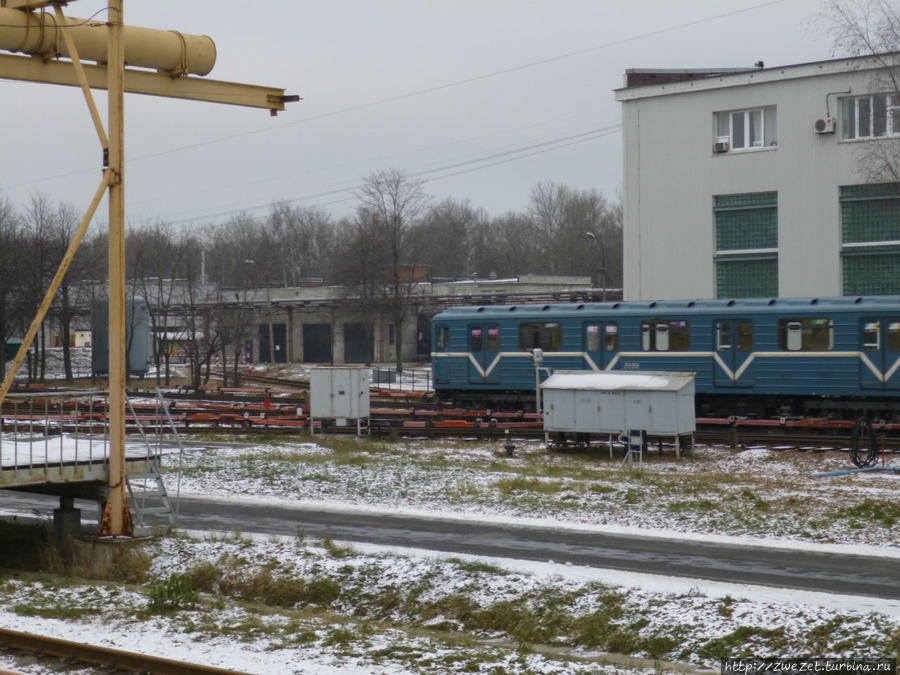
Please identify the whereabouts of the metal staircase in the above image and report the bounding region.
[126,458,175,536]
[124,390,185,536]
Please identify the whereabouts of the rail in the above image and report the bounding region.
[0,626,248,674]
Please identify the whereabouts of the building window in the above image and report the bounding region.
[714,106,776,150]
[779,318,833,351]
[714,192,778,298]
[841,93,900,139]
[519,322,563,351]
[840,183,900,295]
[640,320,689,351]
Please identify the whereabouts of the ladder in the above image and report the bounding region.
[126,457,175,536]
[124,390,185,536]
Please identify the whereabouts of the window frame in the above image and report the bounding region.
[714,106,776,152]
[518,321,563,351]
[842,93,900,140]
[640,320,690,352]
[435,325,449,352]
[778,318,834,352]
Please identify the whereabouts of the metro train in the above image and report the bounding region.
[430,296,900,418]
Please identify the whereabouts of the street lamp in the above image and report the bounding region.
[584,232,606,301]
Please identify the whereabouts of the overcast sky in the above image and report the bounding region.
[1,0,834,231]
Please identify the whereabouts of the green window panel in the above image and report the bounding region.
[714,192,778,251]
[840,183,900,200]
[716,258,778,298]
[715,208,778,250]
[840,183,900,244]
[714,192,777,209]
[842,251,900,295]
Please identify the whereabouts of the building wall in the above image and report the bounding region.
[619,64,880,301]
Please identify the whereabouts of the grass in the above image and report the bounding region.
[832,500,900,529]
[0,526,896,672]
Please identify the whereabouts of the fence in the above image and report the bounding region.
[370,366,432,393]
[0,390,109,479]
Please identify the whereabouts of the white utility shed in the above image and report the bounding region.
[541,370,696,435]
[309,367,370,420]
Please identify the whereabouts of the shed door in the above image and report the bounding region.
[860,318,900,389]
[713,319,754,387]
[467,324,501,384]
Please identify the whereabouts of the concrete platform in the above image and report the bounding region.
[1,433,165,500]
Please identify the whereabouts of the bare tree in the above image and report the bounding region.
[818,0,900,183]
[0,194,22,381]
[353,169,428,372]
[407,198,482,279]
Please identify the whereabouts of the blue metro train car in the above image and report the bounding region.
[430,296,900,417]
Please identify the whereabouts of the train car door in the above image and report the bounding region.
[713,319,754,387]
[583,322,617,369]
[467,324,501,384]
[860,318,900,389]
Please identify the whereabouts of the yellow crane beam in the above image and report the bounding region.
[0,52,294,111]
[0,3,296,537]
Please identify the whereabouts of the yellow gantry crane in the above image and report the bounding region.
[0,0,296,536]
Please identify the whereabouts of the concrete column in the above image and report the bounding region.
[53,496,81,558]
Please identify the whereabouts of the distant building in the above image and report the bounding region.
[615,54,900,300]
[211,275,604,365]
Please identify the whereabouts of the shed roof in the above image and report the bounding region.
[540,370,695,392]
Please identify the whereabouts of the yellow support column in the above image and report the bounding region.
[100,0,132,537]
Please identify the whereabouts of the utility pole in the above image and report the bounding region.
[0,0,297,536]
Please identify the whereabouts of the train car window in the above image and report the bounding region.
[436,325,449,351]
[655,323,670,351]
[889,321,900,351]
[669,320,690,350]
[785,322,802,351]
[641,320,689,351]
[605,324,619,351]
[780,318,833,351]
[585,324,600,352]
[487,325,500,351]
[470,327,483,352]
[738,322,753,350]
[716,322,732,350]
[519,322,562,351]
[863,322,880,351]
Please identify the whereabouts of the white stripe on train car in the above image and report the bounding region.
[432,350,896,384]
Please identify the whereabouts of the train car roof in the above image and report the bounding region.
[432,296,900,320]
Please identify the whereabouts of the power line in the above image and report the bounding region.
[4,0,783,191]
[165,125,622,226]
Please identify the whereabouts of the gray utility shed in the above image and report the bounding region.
[541,371,696,435]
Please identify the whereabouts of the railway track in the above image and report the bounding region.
[0,626,247,674]
[3,387,900,457]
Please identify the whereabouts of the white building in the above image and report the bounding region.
[615,54,900,301]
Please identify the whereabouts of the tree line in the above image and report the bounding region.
[1,172,622,381]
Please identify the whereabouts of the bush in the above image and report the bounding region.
[147,573,197,612]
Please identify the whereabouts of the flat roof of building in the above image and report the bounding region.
[615,51,900,101]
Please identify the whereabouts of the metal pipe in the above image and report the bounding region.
[0,8,216,76]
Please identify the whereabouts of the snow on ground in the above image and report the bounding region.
[0,528,895,674]
[1,423,898,672]
[171,437,900,548]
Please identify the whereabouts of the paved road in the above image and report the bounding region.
[3,491,898,599]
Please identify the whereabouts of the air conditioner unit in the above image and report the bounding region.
[713,137,730,153]
[814,117,835,134]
